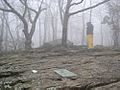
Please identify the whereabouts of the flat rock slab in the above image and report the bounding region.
[54,69,77,78]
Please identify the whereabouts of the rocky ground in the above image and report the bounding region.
[0,47,120,90]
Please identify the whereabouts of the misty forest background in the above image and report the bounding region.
[0,0,119,51]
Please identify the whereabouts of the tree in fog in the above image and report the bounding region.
[0,0,46,50]
[103,0,120,47]
[58,0,110,46]
[49,5,58,41]
[0,12,4,51]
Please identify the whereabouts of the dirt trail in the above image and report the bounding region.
[0,48,120,90]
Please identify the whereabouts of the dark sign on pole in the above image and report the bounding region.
[87,22,94,35]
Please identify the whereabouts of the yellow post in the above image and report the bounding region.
[86,22,94,49]
[87,34,93,49]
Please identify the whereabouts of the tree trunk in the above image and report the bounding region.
[23,25,32,50]
[43,12,47,44]
[0,16,4,51]
[113,30,119,47]
[100,12,104,45]
[39,19,42,47]
[5,27,8,51]
[25,36,32,50]
[0,38,3,51]
[5,15,16,50]
[82,11,86,46]
[61,0,72,47]
[0,33,3,51]
[25,39,32,50]
[62,14,69,47]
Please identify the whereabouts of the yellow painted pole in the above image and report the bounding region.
[86,22,94,49]
[87,34,93,49]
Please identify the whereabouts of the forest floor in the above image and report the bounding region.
[0,46,120,90]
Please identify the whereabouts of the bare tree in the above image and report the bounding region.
[58,0,110,47]
[0,0,46,50]
[0,12,4,51]
[81,0,86,46]
[49,4,58,41]
[43,11,47,44]
[100,12,104,45]
[5,15,17,50]
[103,0,120,47]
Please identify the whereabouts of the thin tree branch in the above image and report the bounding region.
[28,9,33,23]
[4,14,16,49]
[58,0,64,25]
[4,0,18,13]
[70,0,110,16]
[22,0,27,17]
[0,8,12,12]
[2,0,29,37]
[70,0,84,7]
[19,0,37,14]
[29,0,45,38]
[3,0,23,20]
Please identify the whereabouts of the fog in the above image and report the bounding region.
[0,0,118,51]
[33,0,111,47]
[1,0,120,90]
[38,0,109,46]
